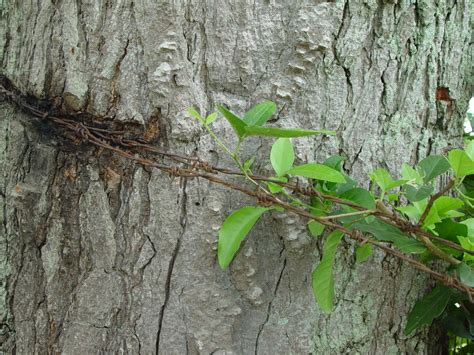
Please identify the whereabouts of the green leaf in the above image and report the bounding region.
[187,107,205,123]
[270,138,295,177]
[356,244,373,263]
[465,140,474,161]
[434,196,464,216]
[443,314,474,341]
[205,112,218,125]
[462,174,474,194]
[217,105,248,139]
[324,155,345,172]
[308,221,325,237]
[421,203,442,228]
[448,150,474,178]
[218,206,269,268]
[418,155,450,183]
[458,263,474,287]
[287,164,346,183]
[434,220,468,240]
[395,238,429,254]
[388,193,398,202]
[352,219,405,241]
[242,157,255,173]
[244,125,336,138]
[459,237,474,262]
[414,196,464,228]
[339,188,376,210]
[401,163,423,185]
[369,168,407,192]
[266,176,287,193]
[405,284,452,334]
[397,200,427,221]
[421,196,464,228]
[404,185,434,202]
[352,219,426,253]
[243,101,276,126]
[308,208,326,237]
[461,218,474,236]
[312,230,344,313]
[336,177,359,195]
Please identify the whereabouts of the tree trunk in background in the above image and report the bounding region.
[0,1,471,354]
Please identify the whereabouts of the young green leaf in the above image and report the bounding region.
[308,220,325,237]
[401,163,423,185]
[266,176,287,193]
[461,218,474,236]
[243,101,276,126]
[388,193,398,202]
[448,150,474,178]
[434,196,464,216]
[458,263,474,287]
[312,230,344,313]
[356,243,373,263]
[217,105,248,139]
[397,200,427,221]
[418,155,450,183]
[421,203,442,228]
[458,236,474,262]
[242,157,255,173]
[244,125,336,138]
[270,138,295,177]
[369,168,407,192]
[404,185,434,202]
[187,107,205,123]
[420,196,464,228]
[405,284,452,335]
[218,206,269,268]
[205,112,218,125]
[308,208,326,237]
[287,164,346,183]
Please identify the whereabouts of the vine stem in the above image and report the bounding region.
[376,196,462,266]
[418,179,456,226]
[2,80,473,298]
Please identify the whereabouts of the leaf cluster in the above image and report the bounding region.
[188,101,474,341]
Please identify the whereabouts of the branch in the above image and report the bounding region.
[2,80,473,298]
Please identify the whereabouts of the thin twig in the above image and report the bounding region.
[418,179,456,226]
[318,209,376,220]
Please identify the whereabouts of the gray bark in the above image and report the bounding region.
[0,1,471,354]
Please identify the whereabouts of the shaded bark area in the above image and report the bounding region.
[0,1,471,354]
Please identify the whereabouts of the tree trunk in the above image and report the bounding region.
[0,1,471,354]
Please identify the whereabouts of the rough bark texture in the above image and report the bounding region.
[0,1,471,354]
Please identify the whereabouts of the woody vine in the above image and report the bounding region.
[2,77,474,340]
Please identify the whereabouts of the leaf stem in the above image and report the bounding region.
[203,124,235,158]
[319,209,376,220]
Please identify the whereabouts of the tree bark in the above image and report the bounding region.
[0,1,471,354]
